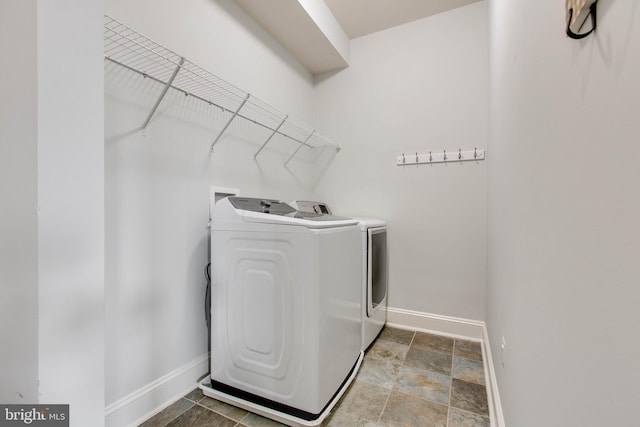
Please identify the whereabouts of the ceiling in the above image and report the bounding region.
[324,0,481,39]
[234,0,481,74]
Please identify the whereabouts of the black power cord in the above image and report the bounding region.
[204,262,211,352]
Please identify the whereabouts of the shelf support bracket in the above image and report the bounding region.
[142,57,185,130]
[284,130,315,167]
[210,94,250,151]
[254,115,288,159]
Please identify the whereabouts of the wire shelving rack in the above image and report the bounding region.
[104,15,341,162]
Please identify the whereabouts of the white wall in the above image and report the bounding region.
[105,0,313,119]
[313,2,488,320]
[37,1,105,425]
[487,1,640,426]
[0,0,105,425]
[104,0,329,411]
[0,0,39,404]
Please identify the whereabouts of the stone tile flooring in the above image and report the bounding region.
[140,327,490,427]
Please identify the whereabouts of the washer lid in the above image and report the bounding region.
[228,197,358,228]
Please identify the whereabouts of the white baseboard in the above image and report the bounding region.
[385,307,504,427]
[482,326,506,427]
[385,306,485,341]
[105,353,209,427]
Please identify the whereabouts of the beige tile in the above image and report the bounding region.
[367,339,410,363]
[450,378,489,416]
[240,412,288,426]
[324,407,381,426]
[394,365,451,405]
[377,326,415,346]
[356,356,401,389]
[379,390,447,427]
[448,407,490,427]
[322,412,384,427]
[343,381,390,422]
[139,398,194,427]
[325,379,389,426]
[198,396,249,421]
[452,357,485,385]
[454,339,483,361]
[183,388,204,403]
[411,332,454,355]
[165,404,236,427]
[404,346,452,376]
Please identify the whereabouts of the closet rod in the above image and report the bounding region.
[105,56,316,150]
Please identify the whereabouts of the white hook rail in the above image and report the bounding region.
[397,148,485,166]
[103,15,340,161]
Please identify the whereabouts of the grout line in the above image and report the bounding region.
[413,332,457,358]
[454,354,484,362]
[408,330,416,348]
[156,398,194,427]
[410,343,456,360]
[449,406,491,421]
[377,384,394,424]
[238,412,249,425]
[376,330,414,425]
[445,339,456,427]
[183,395,203,405]
[193,400,241,426]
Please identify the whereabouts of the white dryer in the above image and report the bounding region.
[288,202,388,351]
[355,218,388,350]
[201,197,363,426]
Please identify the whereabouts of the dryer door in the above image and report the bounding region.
[367,227,388,316]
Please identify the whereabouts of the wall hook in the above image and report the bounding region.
[566,0,598,40]
[396,148,485,166]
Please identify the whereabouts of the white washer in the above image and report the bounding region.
[288,202,388,351]
[201,197,363,426]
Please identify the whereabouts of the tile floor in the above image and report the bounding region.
[140,327,489,427]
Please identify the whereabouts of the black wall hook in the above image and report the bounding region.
[567,1,598,39]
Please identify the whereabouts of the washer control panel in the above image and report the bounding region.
[290,200,332,215]
[229,197,295,215]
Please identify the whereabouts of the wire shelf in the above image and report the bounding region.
[104,15,341,159]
